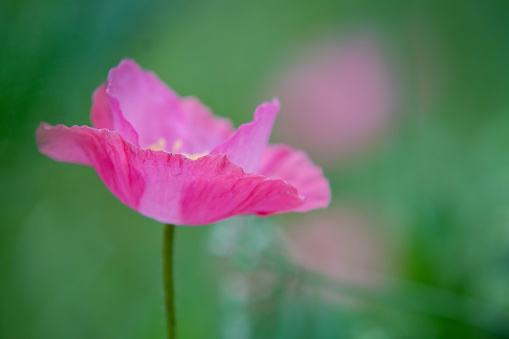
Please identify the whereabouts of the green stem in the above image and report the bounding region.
[163,224,176,339]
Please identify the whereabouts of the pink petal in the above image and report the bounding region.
[90,83,114,130]
[91,81,140,146]
[105,59,234,153]
[37,123,145,209]
[36,123,306,225]
[211,99,279,173]
[37,122,94,166]
[258,144,331,211]
[178,96,236,153]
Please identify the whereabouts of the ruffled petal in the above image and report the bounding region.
[105,59,234,153]
[37,123,145,210]
[90,83,114,130]
[176,155,305,225]
[211,99,279,173]
[258,144,331,212]
[37,122,93,166]
[36,123,307,225]
[90,81,140,146]
[178,96,236,153]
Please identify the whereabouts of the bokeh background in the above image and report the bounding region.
[2,0,509,338]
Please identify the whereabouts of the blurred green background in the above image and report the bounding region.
[2,0,509,338]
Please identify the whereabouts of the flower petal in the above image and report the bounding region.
[211,99,279,173]
[91,81,140,146]
[36,123,307,225]
[178,96,236,153]
[105,59,234,153]
[90,83,114,130]
[37,123,145,209]
[258,144,331,211]
[177,155,305,225]
[37,122,93,166]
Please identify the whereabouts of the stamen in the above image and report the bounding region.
[172,139,183,153]
[184,152,208,160]
[148,138,207,159]
[148,138,167,151]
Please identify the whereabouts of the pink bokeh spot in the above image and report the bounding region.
[273,34,397,164]
[281,209,388,287]
[37,59,330,225]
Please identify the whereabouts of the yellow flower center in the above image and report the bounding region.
[148,138,207,160]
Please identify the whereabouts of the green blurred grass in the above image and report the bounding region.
[2,0,509,338]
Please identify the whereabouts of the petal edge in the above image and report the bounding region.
[258,144,331,212]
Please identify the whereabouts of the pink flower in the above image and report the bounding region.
[281,209,388,287]
[272,34,397,164]
[36,60,330,225]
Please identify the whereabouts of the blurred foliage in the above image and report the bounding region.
[2,0,509,338]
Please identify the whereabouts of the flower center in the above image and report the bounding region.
[148,138,207,160]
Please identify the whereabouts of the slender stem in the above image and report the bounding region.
[163,224,176,339]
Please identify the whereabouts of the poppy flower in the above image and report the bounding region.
[36,60,330,225]
[272,33,398,165]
